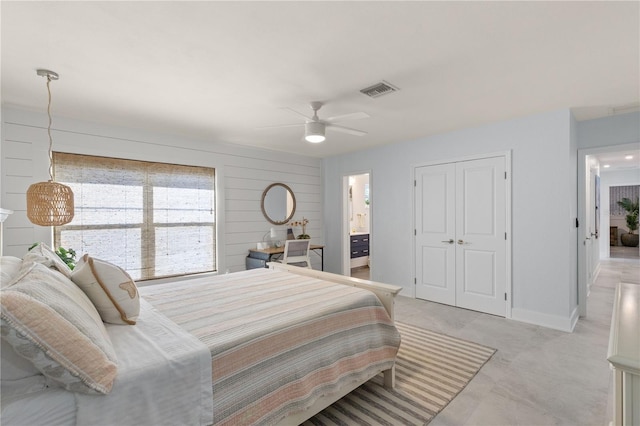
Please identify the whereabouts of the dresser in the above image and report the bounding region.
[350,234,369,268]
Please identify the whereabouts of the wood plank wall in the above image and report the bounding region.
[1,108,323,273]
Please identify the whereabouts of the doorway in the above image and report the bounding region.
[343,173,371,279]
[414,154,511,317]
[608,185,640,260]
[578,142,640,318]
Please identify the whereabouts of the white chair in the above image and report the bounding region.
[278,239,312,268]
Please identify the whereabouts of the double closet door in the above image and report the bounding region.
[415,156,507,317]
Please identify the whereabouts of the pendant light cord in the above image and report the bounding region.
[46,75,54,182]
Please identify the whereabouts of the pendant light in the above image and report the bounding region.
[26,69,74,226]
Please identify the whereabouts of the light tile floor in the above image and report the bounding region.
[393,258,639,426]
[351,266,370,280]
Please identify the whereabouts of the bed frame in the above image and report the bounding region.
[267,262,403,425]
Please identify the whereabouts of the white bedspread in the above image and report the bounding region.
[75,299,213,426]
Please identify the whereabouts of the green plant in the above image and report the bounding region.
[28,243,77,270]
[289,217,310,239]
[617,197,639,234]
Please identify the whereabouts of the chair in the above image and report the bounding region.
[278,239,312,268]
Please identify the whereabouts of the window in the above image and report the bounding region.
[54,153,216,280]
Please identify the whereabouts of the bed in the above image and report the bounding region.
[1,251,402,426]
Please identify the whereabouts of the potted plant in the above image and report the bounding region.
[28,243,78,269]
[289,217,310,239]
[617,197,639,247]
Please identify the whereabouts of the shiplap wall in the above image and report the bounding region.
[0,108,323,274]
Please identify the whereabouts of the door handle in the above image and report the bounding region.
[441,239,454,244]
[457,239,469,245]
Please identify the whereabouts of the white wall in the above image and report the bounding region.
[577,112,640,149]
[324,109,576,330]
[0,108,323,272]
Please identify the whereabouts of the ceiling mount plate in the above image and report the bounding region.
[36,69,59,80]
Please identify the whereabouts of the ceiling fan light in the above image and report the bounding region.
[305,121,325,143]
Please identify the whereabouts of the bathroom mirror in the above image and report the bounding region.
[261,183,296,225]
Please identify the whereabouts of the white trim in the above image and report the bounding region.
[512,306,578,332]
[341,175,350,276]
[505,150,513,319]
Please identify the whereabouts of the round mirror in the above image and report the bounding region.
[261,183,296,225]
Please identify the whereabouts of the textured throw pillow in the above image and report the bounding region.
[0,262,118,394]
[0,256,23,288]
[23,243,72,278]
[71,254,140,325]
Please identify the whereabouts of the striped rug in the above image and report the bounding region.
[304,322,496,426]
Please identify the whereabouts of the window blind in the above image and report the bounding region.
[54,153,216,280]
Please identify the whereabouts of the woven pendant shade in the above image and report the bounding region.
[26,180,74,226]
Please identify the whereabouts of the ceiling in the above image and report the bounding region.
[594,150,640,172]
[2,1,639,158]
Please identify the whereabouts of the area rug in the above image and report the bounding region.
[304,322,496,426]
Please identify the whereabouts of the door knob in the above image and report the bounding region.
[441,239,454,244]
[457,239,465,245]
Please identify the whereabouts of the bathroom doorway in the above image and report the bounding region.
[343,173,371,279]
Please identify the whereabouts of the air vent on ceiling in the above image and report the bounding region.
[360,81,399,98]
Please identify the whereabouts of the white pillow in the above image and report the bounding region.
[0,256,23,288]
[71,254,140,325]
[1,342,42,381]
[23,243,72,278]
[0,375,47,397]
[1,262,118,394]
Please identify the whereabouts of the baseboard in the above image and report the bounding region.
[569,306,579,332]
[350,256,369,269]
[588,262,601,296]
[511,307,576,332]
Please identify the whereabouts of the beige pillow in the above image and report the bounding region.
[71,254,140,325]
[0,262,118,394]
[0,256,23,288]
[23,242,72,278]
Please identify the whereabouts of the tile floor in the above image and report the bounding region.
[351,266,370,280]
[610,245,639,259]
[393,258,639,426]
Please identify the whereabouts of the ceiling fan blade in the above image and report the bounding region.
[256,123,305,130]
[326,123,367,137]
[325,111,370,122]
[282,107,313,121]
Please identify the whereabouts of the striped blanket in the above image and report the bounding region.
[140,268,401,425]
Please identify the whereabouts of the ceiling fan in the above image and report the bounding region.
[260,102,369,143]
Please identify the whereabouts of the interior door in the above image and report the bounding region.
[454,157,506,316]
[415,163,456,305]
[414,156,507,317]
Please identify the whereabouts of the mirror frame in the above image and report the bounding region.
[261,183,296,225]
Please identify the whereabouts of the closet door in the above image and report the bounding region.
[414,163,456,305]
[414,156,507,317]
[455,157,506,316]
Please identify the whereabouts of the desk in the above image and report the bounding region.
[248,244,324,271]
